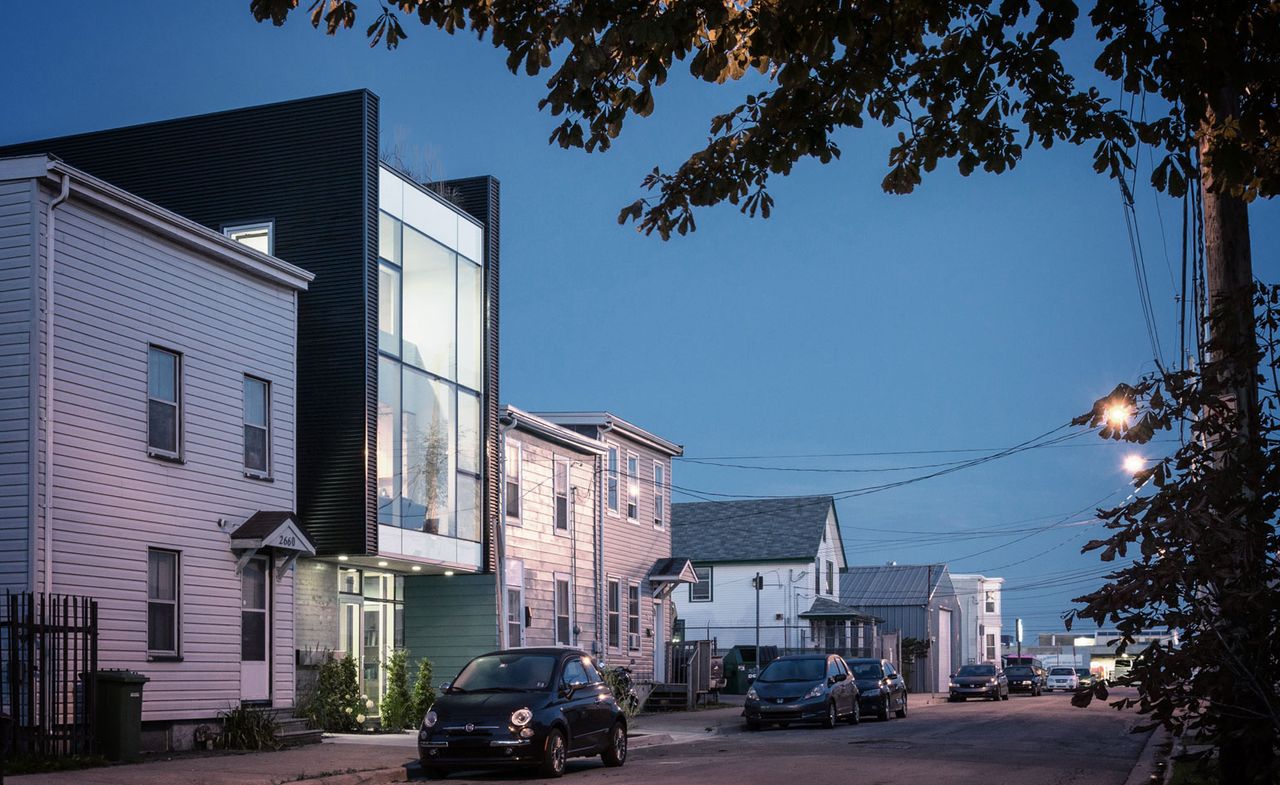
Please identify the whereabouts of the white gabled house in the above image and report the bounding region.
[671,496,879,656]
[0,155,314,750]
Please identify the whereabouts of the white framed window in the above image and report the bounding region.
[147,345,182,459]
[505,441,521,522]
[653,461,665,527]
[627,583,641,650]
[553,458,569,533]
[986,633,997,662]
[814,560,821,595]
[689,566,712,602]
[223,221,274,255]
[626,452,639,521]
[147,548,180,656]
[605,444,619,515]
[243,375,270,477]
[507,587,524,647]
[554,576,572,645]
[826,560,834,595]
[985,590,996,613]
[607,579,621,649]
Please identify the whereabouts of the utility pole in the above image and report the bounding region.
[753,573,763,653]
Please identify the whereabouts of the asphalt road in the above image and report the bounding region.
[410,689,1150,785]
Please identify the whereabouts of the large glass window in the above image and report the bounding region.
[458,391,480,475]
[243,376,270,476]
[377,359,401,525]
[147,346,181,458]
[690,566,712,602]
[606,445,619,514]
[457,257,483,391]
[147,548,179,655]
[379,263,401,356]
[457,472,481,542]
[378,210,400,265]
[401,226,455,378]
[504,441,521,521]
[402,368,454,535]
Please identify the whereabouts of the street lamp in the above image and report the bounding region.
[1123,454,1146,475]
[1104,402,1132,429]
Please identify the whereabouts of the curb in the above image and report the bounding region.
[628,732,676,749]
[1122,727,1166,785]
[284,767,410,785]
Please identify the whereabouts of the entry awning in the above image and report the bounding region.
[230,511,316,579]
[647,557,698,598]
[799,597,882,624]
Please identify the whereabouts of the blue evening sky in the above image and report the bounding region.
[3,2,1276,634]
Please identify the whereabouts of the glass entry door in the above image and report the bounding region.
[240,556,271,701]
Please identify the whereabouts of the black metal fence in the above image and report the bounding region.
[1,592,98,757]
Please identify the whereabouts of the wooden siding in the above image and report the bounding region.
[673,561,811,649]
[0,91,378,556]
[0,179,35,593]
[403,573,498,682]
[503,430,597,650]
[33,183,301,721]
[597,430,674,675]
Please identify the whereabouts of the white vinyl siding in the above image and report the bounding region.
[0,179,34,593]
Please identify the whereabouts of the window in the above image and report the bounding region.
[243,376,270,476]
[628,584,640,650]
[505,441,521,521]
[985,590,996,613]
[607,579,621,649]
[814,560,820,595]
[689,566,712,602]
[553,458,569,532]
[561,658,588,687]
[147,346,181,458]
[507,588,524,647]
[626,453,639,521]
[377,359,401,525]
[555,577,572,645]
[606,444,619,515]
[826,561,834,595]
[402,368,453,535]
[224,222,273,255]
[581,656,604,683]
[653,462,665,527]
[401,225,455,378]
[986,633,997,662]
[147,549,179,656]
[378,262,401,355]
[826,658,841,679]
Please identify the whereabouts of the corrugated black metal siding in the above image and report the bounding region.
[0,90,379,556]
[437,176,501,573]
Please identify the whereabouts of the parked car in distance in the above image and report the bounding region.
[1045,667,1080,692]
[743,654,861,730]
[948,663,1009,702]
[846,658,908,720]
[1004,664,1045,696]
[1075,668,1096,688]
[417,647,627,779]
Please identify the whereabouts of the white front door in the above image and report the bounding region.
[240,556,271,702]
[936,609,953,693]
[653,601,666,682]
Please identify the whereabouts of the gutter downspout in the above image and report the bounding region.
[496,415,517,648]
[597,422,615,661]
[43,172,70,596]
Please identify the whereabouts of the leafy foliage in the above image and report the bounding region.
[1067,283,1280,783]
[601,667,641,719]
[250,1,1278,237]
[410,656,438,727]
[379,649,414,731]
[217,704,280,751]
[306,653,365,732]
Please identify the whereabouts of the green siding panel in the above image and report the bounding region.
[404,573,498,683]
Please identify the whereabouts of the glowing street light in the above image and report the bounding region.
[1123,454,1146,474]
[1104,402,1132,428]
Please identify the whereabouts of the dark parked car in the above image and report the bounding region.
[417,647,627,778]
[948,663,1008,702]
[846,658,908,720]
[1004,664,1046,696]
[743,654,861,730]
[1075,668,1096,688]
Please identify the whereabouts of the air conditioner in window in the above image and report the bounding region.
[628,633,641,650]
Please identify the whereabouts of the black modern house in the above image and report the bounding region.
[2,90,504,715]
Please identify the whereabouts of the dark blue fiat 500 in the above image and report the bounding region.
[418,647,627,779]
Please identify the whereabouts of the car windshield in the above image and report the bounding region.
[758,658,825,683]
[451,654,558,692]
[1005,666,1033,676]
[1050,668,1075,675]
[957,665,997,676]
[850,663,883,680]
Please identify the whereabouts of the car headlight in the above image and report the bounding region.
[510,708,533,727]
[746,688,758,700]
[423,710,438,728]
[948,682,957,688]
[989,678,998,685]
[804,685,824,700]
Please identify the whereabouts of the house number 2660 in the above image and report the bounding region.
[277,535,296,547]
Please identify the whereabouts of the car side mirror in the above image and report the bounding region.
[828,673,844,684]
[439,681,452,692]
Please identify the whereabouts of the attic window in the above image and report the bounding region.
[224,222,274,255]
